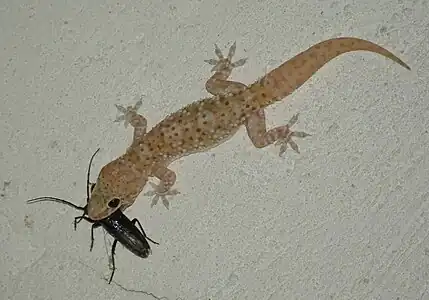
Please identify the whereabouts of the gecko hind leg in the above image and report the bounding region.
[113,96,148,144]
[246,110,312,157]
[204,41,248,97]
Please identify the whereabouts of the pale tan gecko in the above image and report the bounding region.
[86,37,410,220]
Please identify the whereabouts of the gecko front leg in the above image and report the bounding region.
[143,164,180,209]
[114,97,148,145]
[114,98,180,209]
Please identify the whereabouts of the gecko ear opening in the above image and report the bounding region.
[108,198,120,208]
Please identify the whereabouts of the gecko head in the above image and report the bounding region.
[86,157,148,220]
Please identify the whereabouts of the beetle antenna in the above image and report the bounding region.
[27,148,101,221]
[86,148,100,201]
[27,196,84,211]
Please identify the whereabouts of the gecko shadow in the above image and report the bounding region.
[27,149,159,284]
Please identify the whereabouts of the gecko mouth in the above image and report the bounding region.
[86,204,111,220]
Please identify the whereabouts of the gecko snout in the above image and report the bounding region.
[86,193,121,220]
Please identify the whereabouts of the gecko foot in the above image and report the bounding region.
[204,41,247,73]
[114,96,143,128]
[274,114,312,157]
[143,182,180,210]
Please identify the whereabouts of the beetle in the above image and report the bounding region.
[27,148,159,284]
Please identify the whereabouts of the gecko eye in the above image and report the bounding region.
[108,198,120,208]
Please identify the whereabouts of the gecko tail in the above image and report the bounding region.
[251,37,410,107]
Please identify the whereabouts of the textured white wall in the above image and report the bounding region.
[0,0,427,299]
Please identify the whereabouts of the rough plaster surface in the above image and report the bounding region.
[0,0,428,299]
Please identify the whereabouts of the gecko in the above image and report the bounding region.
[86,37,410,221]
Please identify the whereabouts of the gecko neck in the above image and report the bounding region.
[122,140,169,173]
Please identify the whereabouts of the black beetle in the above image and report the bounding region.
[27,148,159,284]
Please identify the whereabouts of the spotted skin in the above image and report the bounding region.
[86,37,410,220]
